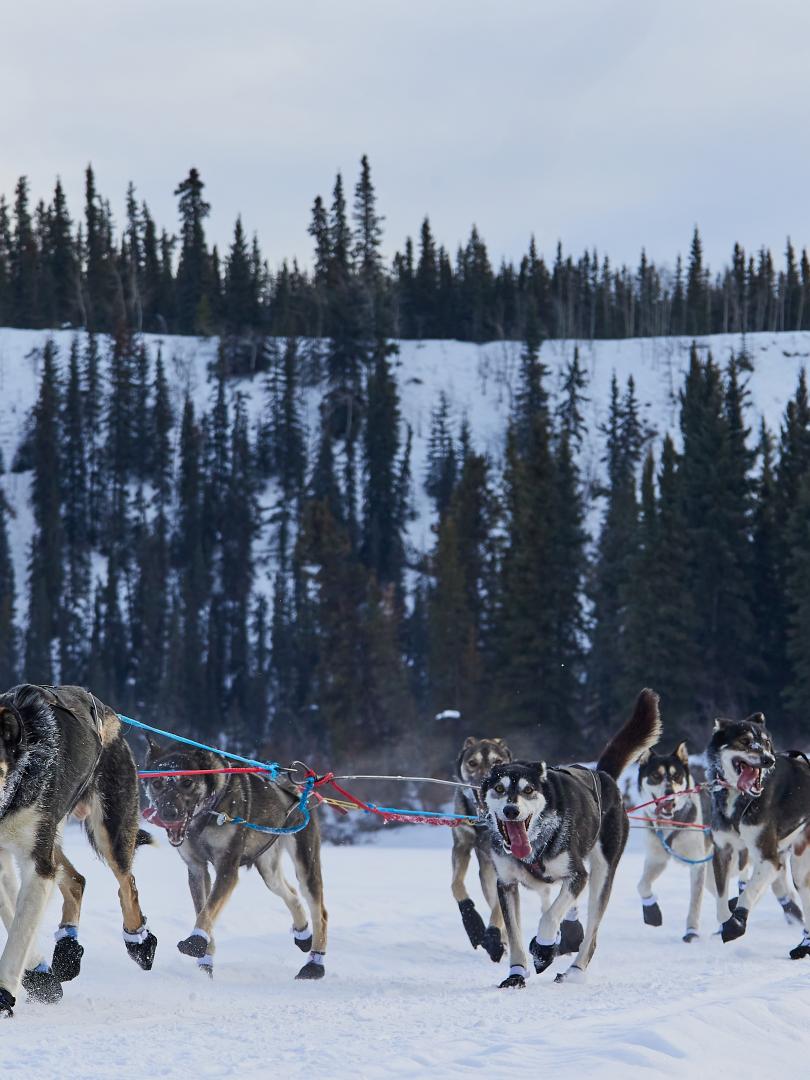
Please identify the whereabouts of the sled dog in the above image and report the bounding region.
[480,688,662,986]
[143,740,328,979]
[706,712,810,957]
[0,684,157,1019]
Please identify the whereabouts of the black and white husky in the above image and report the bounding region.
[480,688,662,986]
[707,712,810,957]
[0,685,157,1019]
[636,742,710,942]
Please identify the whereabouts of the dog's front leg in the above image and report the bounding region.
[532,868,586,975]
[684,858,707,942]
[477,853,506,962]
[451,828,485,949]
[637,833,668,928]
[712,841,734,925]
[0,859,55,1016]
[177,843,240,965]
[496,880,528,988]
[721,855,777,942]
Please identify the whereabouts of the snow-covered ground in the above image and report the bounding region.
[3,821,810,1078]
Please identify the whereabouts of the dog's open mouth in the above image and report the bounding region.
[657,796,676,819]
[142,805,191,846]
[496,816,533,859]
[733,757,764,796]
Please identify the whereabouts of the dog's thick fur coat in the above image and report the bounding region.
[481,688,662,986]
[144,740,328,979]
[0,684,156,1017]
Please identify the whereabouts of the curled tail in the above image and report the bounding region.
[596,688,662,780]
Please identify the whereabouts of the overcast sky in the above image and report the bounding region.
[3,0,808,274]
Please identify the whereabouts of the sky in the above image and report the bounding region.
[2,0,808,275]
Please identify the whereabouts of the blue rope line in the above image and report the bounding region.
[655,827,714,865]
[118,713,280,778]
[216,777,315,835]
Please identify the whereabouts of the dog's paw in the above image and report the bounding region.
[682,930,700,943]
[642,900,663,927]
[482,926,504,963]
[51,935,84,982]
[554,965,586,985]
[458,899,486,948]
[721,908,748,943]
[789,933,810,960]
[125,930,158,970]
[559,918,584,955]
[780,898,804,926]
[0,987,15,1019]
[295,960,325,980]
[498,973,526,989]
[292,926,313,953]
[529,937,558,974]
[21,967,63,1004]
[177,932,209,959]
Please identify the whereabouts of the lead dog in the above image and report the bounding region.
[480,688,662,986]
[707,712,810,956]
[143,739,328,979]
[0,684,157,1019]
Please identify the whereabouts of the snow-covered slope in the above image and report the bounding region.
[2,326,810,614]
[4,822,810,1079]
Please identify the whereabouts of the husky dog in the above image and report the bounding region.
[480,688,662,987]
[143,740,328,979]
[451,737,511,962]
[636,742,710,942]
[706,712,810,956]
[0,684,157,1019]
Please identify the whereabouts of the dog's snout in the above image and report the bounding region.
[503,804,520,820]
[763,752,776,769]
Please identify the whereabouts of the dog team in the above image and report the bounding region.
[1,681,809,1016]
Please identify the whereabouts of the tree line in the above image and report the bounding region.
[1,325,809,768]
[1,159,810,354]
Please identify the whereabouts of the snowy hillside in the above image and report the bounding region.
[2,326,810,616]
[4,822,810,1078]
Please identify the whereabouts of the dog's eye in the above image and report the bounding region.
[494,783,506,795]
[151,779,164,792]
[469,756,481,767]
[180,778,194,789]
[523,786,534,796]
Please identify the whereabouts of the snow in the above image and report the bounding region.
[3,821,810,1078]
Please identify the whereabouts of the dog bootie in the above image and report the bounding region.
[124,923,158,969]
[789,931,810,960]
[642,895,663,927]
[178,929,209,959]
[482,925,505,963]
[499,965,527,989]
[721,907,748,943]
[52,926,84,982]
[291,924,313,953]
[529,936,559,974]
[0,987,15,1019]
[559,915,584,955]
[458,899,486,948]
[295,951,325,980]
[22,964,63,1004]
[779,896,804,926]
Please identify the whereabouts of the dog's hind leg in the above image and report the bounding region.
[637,832,668,928]
[85,743,157,972]
[788,847,810,959]
[712,840,735,926]
[256,844,310,949]
[772,857,804,926]
[288,825,328,980]
[496,880,528,989]
[50,846,87,984]
[452,827,486,950]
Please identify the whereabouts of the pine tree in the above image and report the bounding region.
[174,167,211,333]
[424,391,457,515]
[10,177,39,327]
[0,487,17,685]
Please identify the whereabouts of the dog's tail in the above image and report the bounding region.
[596,688,662,780]
[135,829,155,848]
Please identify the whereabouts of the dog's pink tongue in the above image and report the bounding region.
[738,764,759,793]
[505,820,532,859]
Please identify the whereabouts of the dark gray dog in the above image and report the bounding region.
[480,688,662,987]
[143,740,328,979]
[0,684,157,1019]
[706,712,810,957]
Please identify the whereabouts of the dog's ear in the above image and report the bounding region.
[746,712,766,726]
[674,741,689,765]
[0,705,22,747]
[636,748,652,766]
[713,717,730,732]
[143,732,163,758]
[530,762,548,782]
[463,736,477,749]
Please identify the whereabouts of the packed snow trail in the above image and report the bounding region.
[2,823,810,1078]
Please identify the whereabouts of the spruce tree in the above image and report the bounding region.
[0,487,17,685]
[174,167,211,333]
